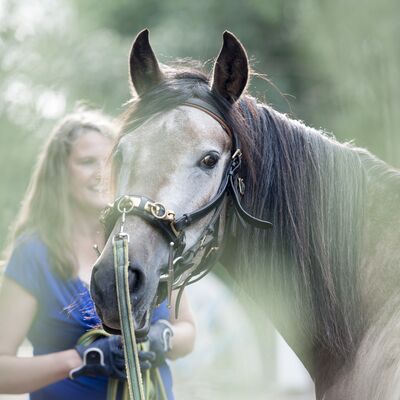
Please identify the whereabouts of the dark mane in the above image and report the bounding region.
[236,100,367,359]
[119,65,385,359]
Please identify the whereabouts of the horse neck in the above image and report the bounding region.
[358,156,400,323]
[222,103,371,371]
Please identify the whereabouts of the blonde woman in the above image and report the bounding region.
[0,108,195,400]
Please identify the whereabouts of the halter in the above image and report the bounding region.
[101,98,273,314]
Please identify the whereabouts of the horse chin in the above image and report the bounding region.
[101,323,122,336]
[96,305,152,339]
[132,309,152,339]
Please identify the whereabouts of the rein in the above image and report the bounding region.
[102,98,273,314]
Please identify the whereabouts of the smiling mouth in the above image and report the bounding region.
[88,185,105,193]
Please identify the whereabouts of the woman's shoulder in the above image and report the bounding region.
[3,232,52,298]
[4,231,51,277]
[13,232,48,257]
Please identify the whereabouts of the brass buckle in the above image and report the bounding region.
[149,202,176,222]
[149,202,167,219]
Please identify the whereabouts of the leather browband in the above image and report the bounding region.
[182,98,239,150]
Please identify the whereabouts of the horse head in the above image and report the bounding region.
[90,30,254,336]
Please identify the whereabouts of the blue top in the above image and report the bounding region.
[4,234,173,400]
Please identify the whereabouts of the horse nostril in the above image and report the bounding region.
[128,267,145,301]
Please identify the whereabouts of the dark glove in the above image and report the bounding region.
[137,350,156,371]
[144,319,174,368]
[70,335,126,380]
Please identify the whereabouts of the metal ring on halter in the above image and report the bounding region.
[173,256,184,265]
[117,196,135,214]
[159,256,184,283]
[150,202,168,219]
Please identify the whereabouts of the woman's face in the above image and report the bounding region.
[67,130,113,212]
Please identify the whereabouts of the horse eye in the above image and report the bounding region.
[200,153,220,169]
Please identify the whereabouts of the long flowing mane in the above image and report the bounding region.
[119,66,382,359]
[236,100,367,360]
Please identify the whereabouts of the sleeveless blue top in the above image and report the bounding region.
[4,234,173,400]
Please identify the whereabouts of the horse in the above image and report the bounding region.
[90,29,400,399]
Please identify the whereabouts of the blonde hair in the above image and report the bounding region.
[3,107,117,279]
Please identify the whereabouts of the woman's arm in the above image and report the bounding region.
[0,277,81,394]
[167,290,196,360]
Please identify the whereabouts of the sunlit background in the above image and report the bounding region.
[0,0,399,399]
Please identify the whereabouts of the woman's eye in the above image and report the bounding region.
[200,153,220,169]
[79,158,96,165]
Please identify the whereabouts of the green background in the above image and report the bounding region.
[1,0,399,253]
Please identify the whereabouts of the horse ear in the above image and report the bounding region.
[211,31,249,103]
[129,29,164,96]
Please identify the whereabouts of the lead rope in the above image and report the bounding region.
[112,208,168,400]
[112,204,145,400]
[113,234,145,400]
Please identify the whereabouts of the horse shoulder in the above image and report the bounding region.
[323,293,400,400]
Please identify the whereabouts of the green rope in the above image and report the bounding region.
[113,235,145,400]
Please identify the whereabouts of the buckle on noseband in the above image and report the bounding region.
[102,195,183,244]
[148,202,176,222]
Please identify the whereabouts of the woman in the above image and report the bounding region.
[0,108,196,399]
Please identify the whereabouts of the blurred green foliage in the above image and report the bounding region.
[1,0,399,251]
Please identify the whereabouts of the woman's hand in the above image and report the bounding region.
[71,335,126,380]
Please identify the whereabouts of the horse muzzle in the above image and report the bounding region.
[90,249,159,339]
